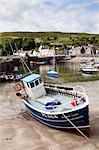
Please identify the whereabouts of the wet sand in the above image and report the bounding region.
[0,81,99,150]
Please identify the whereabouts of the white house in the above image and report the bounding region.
[71,44,94,56]
[85,44,93,55]
[38,45,55,57]
[72,46,81,56]
[13,49,28,57]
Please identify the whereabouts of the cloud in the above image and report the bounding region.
[0,0,99,33]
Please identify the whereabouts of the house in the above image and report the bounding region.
[13,49,28,57]
[72,46,81,56]
[71,44,94,56]
[85,44,93,55]
[38,45,55,57]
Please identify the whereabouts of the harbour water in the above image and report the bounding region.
[29,61,99,83]
[39,62,80,75]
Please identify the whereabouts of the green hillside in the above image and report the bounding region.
[0,32,99,56]
[0,31,99,44]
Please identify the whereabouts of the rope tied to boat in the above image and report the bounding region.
[63,114,99,150]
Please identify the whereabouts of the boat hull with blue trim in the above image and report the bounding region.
[47,70,58,78]
[23,99,89,129]
[15,73,90,136]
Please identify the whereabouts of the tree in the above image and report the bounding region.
[0,37,36,55]
[0,44,3,55]
[89,37,96,44]
[22,38,35,50]
[54,36,57,40]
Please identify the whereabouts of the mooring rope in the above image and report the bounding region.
[63,114,99,150]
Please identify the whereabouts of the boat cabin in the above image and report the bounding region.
[21,74,46,100]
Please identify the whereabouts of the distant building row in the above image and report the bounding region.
[13,44,99,57]
[65,44,99,56]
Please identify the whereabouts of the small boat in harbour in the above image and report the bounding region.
[81,66,99,73]
[15,72,90,136]
[80,48,99,74]
[80,60,99,74]
[47,49,58,78]
[80,59,95,68]
[47,70,58,78]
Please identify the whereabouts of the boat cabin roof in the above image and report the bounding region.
[21,74,41,83]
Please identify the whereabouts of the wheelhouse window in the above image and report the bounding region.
[27,83,30,87]
[30,82,35,88]
[35,80,39,86]
[39,77,42,83]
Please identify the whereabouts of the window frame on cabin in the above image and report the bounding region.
[39,77,42,83]
[35,79,39,86]
[30,81,35,88]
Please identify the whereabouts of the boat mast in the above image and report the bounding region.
[9,41,37,75]
[91,46,95,62]
[52,46,56,71]
[14,43,32,74]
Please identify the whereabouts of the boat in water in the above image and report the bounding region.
[47,70,58,78]
[15,72,90,136]
[80,48,99,74]
[47,50,58,78]
[80,60,99,74]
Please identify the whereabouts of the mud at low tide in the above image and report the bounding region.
[0,81,99,150]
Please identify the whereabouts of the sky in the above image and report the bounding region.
[0,0,99,33]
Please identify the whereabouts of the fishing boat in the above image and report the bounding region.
[15,72,90,136]
[0,56,14,81]
[81,66,99,73]
[14,45,90,137]
[80,49,99,74]
[80,60,99,74]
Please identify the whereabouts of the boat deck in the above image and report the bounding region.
[27,94,83,113]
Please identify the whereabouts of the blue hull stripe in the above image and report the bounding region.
[26,105,84,123]
[24,102,89,128]
[28,110,89,129]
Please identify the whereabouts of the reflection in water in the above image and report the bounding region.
[39,65,51,75]
[20,61,98,83]
[59,62,80,72]
[39,62,80,75]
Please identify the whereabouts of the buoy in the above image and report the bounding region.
[14,83,22,91]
